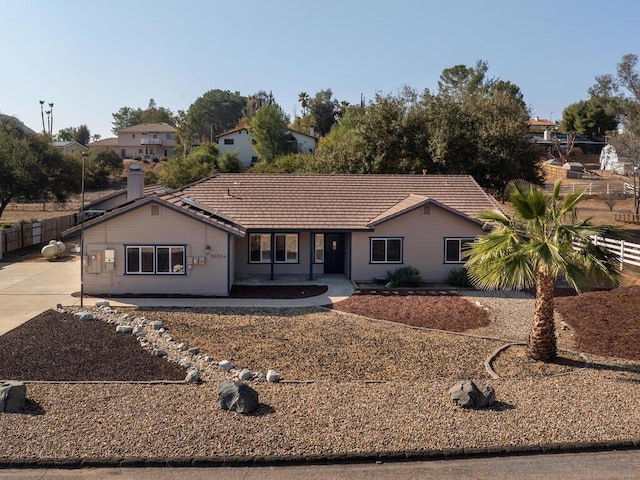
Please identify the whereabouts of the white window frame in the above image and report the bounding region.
[444,237,475,263]
[370,237,403,264]
[125,245,186,275]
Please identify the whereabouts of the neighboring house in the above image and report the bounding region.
[216,127,317,167]
[87,137,119,153]
[527,117,558,140]
[88,123,177,159]
[52,141,87,155]
[116,123,177,159]
[64,173,499,297]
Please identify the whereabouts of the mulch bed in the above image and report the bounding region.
[78,285,329,300]
[229,285,327,299]
[354,288,457,296]
[555,286,640,360]
[329,293,490,331]
[0,310,186,381]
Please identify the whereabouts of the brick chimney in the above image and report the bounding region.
[127,164,145,202]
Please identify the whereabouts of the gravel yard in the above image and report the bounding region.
[0,287,639,462]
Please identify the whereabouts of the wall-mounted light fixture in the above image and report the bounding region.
[205,245,211,254]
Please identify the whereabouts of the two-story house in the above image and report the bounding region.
[216,127,317,168]
[116,123,177,159]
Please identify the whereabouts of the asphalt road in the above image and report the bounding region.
[0,450,639,479]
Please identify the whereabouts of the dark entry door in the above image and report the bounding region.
[324,233,344,274]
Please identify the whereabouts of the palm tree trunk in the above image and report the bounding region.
[527,269,557,361]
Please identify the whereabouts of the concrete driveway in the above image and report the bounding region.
[0,258,354,336]
[0,258,81,335]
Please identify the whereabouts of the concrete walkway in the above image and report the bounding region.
[0,259,82,336]
[0,258,354,335]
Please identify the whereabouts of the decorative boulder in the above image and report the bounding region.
[449,380,495,409]
[217,381,259,414]
[219,360,233,372]
[73,311,95,321]
[115,325,133,334]
[266,369,281,383]
[0,382,26,413]
[185,370,201,384]
[149,320,164,330]
[95,300,110,308]
[237,368,254,381]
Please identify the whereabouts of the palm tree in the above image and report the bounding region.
[48,102,54,136]
[298,92,309,116]
[39,100,45,134]
[465,181,622,362]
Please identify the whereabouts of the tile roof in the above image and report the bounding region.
[118,123,176,134]
[527,118,557,127]
[84,184,171,210]
[160,174,499,231]
[88,137,118,147]
[64,196,245,238]
[216,127,316,140]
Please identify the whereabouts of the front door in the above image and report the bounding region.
[324,233,344,274]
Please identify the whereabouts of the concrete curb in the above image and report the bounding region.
[1,439,639,469]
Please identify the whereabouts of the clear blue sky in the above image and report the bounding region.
[2,0,639,139]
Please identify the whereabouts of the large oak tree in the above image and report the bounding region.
[0,117,81,219]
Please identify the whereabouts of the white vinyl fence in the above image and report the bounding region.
[547,182,635,196]
[591,236,640,269]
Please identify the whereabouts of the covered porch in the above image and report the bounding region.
[233,231,353,281]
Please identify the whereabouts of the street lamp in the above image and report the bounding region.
[80,150,87,308]
[210,123,214,143]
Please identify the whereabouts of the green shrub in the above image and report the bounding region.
[446,267,473,287]
[387,266,422,287]
[144,170,160,185]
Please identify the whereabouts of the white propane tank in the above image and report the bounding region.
[41,240,66,260]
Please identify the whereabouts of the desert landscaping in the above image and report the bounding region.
[1,166,640,464]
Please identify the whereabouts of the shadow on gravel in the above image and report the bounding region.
[560,357,640,375]
[22,398,46,416]
[484,401,516,412]
[249,404,276,417]
[616,376,640,384]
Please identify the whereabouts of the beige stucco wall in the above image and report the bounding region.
[82,203,231,296]
[117,130,176,159]
[351,205,483,283]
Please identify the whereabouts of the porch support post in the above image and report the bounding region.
[226,234,231,295]
[309,232,314,281]
[270,233,275,281]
